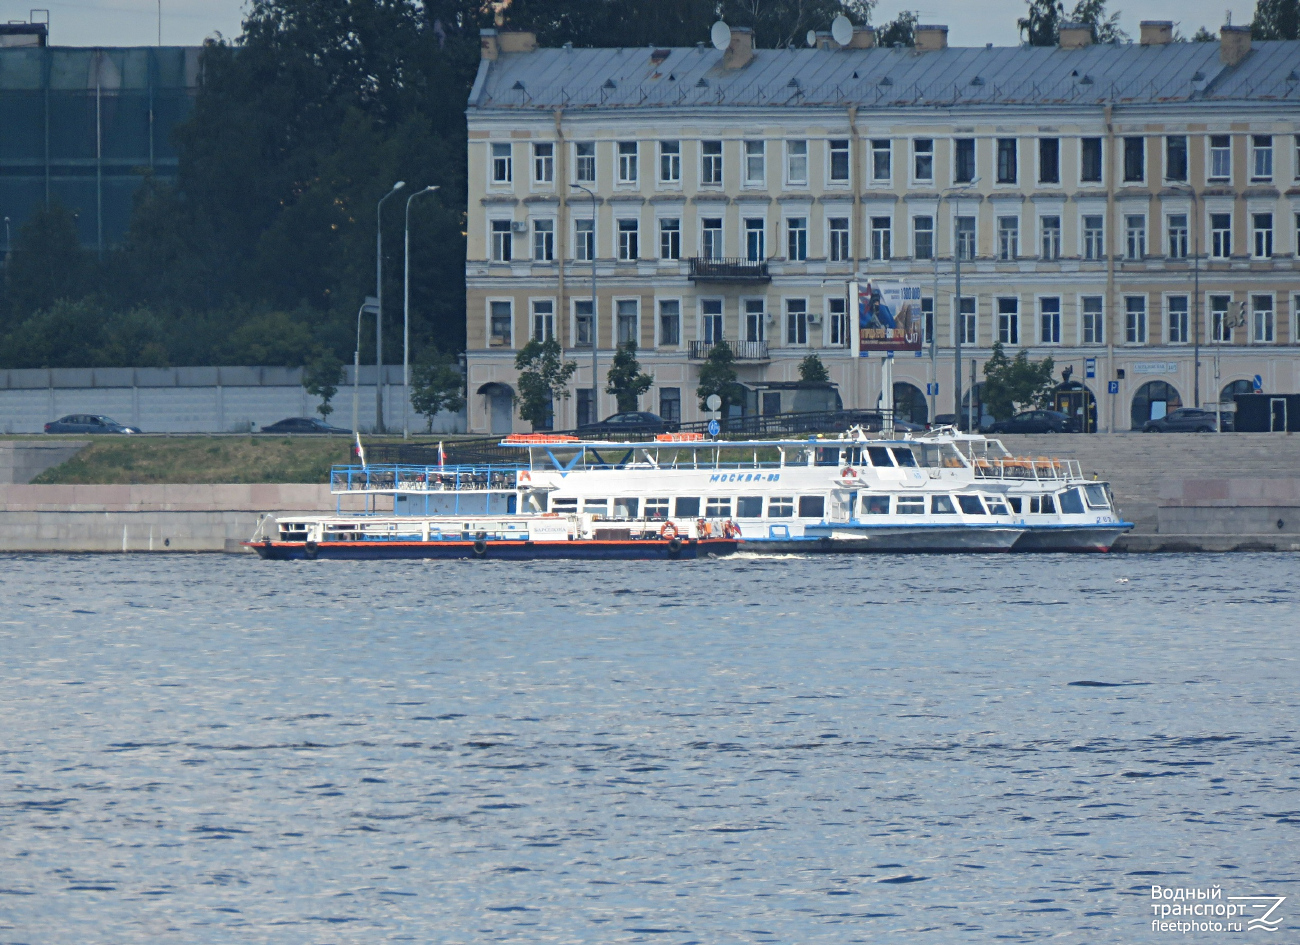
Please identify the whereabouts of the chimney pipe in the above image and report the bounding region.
[723,26,754,69]
[498,30,538,54]
[479,28,499,61]
[1219,24,1251,66]
[847,27,875,49]
[915,25,948,52]
[1139,21,1173,45]
[1059,22,1093,48]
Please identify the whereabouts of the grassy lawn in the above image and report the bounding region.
[30,436,366,484]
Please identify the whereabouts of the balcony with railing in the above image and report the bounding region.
[688,340,770,361]
[688,256,771,283]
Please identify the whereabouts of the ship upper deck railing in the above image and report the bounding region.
[969,457,1084,482]
[330,464,519,494]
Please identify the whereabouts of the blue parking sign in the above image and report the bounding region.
[1108,381,1119,395]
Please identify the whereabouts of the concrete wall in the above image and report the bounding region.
[0,366,466,435]
[0,441,88,483]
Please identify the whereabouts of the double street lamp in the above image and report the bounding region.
[402,185,440,439]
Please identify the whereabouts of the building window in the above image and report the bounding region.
[1124,214,1146,260]
[829,297,848,346]
[574,218,594,262]
[658,299,680,346]
[1038,137,1059,184]
[701,140,723,185]
[829,139,850,182]
[1123,137,1145,182]
[1081,137,1102,183]
[1209,135,1231,181]
[1040,215,1061,260]
[659,218,681,260]
[1252,294,1274,343]
[744,299,765,342]
[575,141,595,182]
[617,141,638,183]
[1210,212,1232,258]
[913,138,933,182]
[1039,296,1061,344]
[491,142,512,184]
[533,219,554,261]
[745,218,765,261]
[786,139,808,184]
[954,138,976,183]
[574,299,593,348]
[1210,294,1233,343]
[997,297,1019,344]
[996,138,1017,183]
[659,140,681,183]
[870,216,892,260]
[1168,295,1189,343]
[1251,135,1273,181]
[828,218,850,261]
[997,216,1019,260]
[1083,214,1104,260]
[921,297,935,344]
[1165,135,1187,181]
[701,217,722,259]
[490,219,512,262]
[786,298,808,345]
[533,142,553,183]
[616,299,638,345]
[1082,296,1104,345]
[659,388,681,423]
[531,299,554,342]
[1252,212,1273,258]
[701,298,723,343]
[955,216,975,260]
[1167,213,1188,259]
[870,139,891,182]
[913,215,933,260]
[958,296,976,345]
[744,140,765,185]
[1125,295,1147,344]
[489,300,512,346]
[787,217,807,261]
[617,218,639,260]
[576,388,594,427]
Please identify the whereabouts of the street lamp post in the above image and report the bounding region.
[402,185,439,439]
[375,180,406,433]
[1168,183,1202,407]
[571,183,598,426]
[353,296,379,434]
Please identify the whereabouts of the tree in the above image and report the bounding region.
[411,346,466,431]
[1252,0,1299,39]
[605,341,653,412]
[696,341,745,415]
[980,342,1057,421]
[1191,25,1216,40]
[1018,0,1127,45]
[303,350,345,421]
[3,201,92,322]
[514,336,577,430]
[876,9,917,46]
[798,353,830,383]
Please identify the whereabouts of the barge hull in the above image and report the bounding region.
[1010,525,1133,553]
[245,538,736,561]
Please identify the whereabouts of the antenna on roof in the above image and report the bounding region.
[806,29,817,47]
[830,15,853,47]
[711,20,731,52]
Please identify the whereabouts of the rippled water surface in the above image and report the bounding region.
[1,553,1297,943]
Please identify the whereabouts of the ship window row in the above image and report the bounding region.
[487,135,1300,190]
[548,494,826,519]
[487,209,1300,265]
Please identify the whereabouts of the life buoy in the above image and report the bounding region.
[722,520,740,540]
[667,536,683,556]
[659,521,678,540]
[518,470,531,484]
[304,540,319,560]
[841,466,858,479]
[697,518,712,538]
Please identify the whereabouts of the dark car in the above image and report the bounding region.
[986,409,1078,434]
[260,417,352,435]
[44,414,141,434]
[576,411,674,438]
[1142,407,1218,433]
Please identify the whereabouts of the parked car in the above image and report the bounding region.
[1142,407,1218,433]
[576,411,675,438]
[44,414,141,434]
[260,417,352,434]
[985,409,1078,434]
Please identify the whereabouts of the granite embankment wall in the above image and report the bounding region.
[0,485,380,553]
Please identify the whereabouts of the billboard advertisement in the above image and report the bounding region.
[851,281,923,354]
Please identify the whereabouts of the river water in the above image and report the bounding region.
[0,553,1296,943]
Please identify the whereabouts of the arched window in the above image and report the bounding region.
[892,382,928,425]
[1220,379,1253,403]
[1130,380,1182,429]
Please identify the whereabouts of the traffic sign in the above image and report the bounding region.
[1085,357,1096,379]
[1253,374,1263,392]
[926,382,939,396]
[707,419,720,437]
[1108,380,1119,395]
[705,394,722,411]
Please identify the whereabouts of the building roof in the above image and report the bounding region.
[470,40,1300,113]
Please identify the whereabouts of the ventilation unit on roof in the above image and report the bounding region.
[1079,74,1093,84]
[1289,70,1299,81]
[852,70,859,79]
[879,75,892,86]
[603,78,617,88]
[969,75,984,86]
[696,77,708,87]
[668,73,676,80]
[651,48,670,63]
[787,76,799,87]
[512,80,525,90]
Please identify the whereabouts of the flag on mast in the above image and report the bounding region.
[354,433,367,468]
[438,441,445,467]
